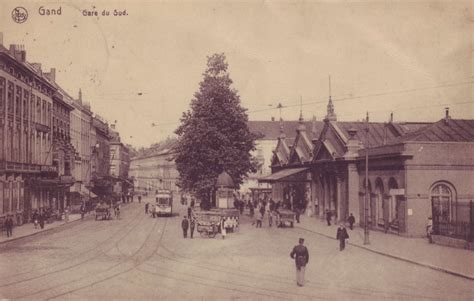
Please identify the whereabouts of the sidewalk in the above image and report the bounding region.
[0,213,83,244]
[296,214,474,280]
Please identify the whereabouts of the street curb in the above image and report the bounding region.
[0,215,91,245]
[296,225,474,281]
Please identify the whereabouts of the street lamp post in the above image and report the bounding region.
[364,112,370,245]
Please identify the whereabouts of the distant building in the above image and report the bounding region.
[109,124,131,195]
[90,114,111,197]
[241,117,324,200]
[130,138,178,194]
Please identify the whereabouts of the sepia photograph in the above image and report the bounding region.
[0,0,473,300]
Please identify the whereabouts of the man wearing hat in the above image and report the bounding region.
[290,238,309,287]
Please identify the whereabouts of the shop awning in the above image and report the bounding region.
[258,167,309,183]
[69,185,98,198]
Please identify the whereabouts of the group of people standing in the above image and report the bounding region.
[252,198,300,228]
[181,204,197,238]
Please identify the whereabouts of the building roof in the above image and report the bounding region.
[388,119,474,144]
[132,137,178,160]
[248,120,324,141]
[335,121,431,149]
[0,44,56,90]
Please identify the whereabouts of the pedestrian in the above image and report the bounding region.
[138,195,142,203]
[221,218,226,239]
[259,203,265,219]
[267,203,273,227]
[190,216,195,239]
[181,216,189,238]
[64,206,70,223]
[145,202,149,214]
[256,212,263,228]
[239,199,244,215]
[39,213,45,229]
[80,202,86,220]
[187,206,192,219]
[5,215,13,237]
[347,213,355,230]
[290,238,309,287]
[190,198,195,208]
[326,209,331,226]
[295,206,301,224]
[32,210,39,229]
[249,201,254,218]
[336,224,349,251]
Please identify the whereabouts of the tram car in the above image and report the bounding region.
[151,189,173,217]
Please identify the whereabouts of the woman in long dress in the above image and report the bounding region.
[221,218,226,239]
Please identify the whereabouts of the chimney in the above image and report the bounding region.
[0,32,3,46]
[47,68,56,82]
[31,62,42,73]
[9,44,26,62]
[444,107,450,124]
[78,89,82,103]
[390,112,393,123]
[110,123,116,130]
[271,116,275,121]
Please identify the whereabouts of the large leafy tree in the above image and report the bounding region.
[174,53,257,208]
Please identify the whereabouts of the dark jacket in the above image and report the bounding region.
[181,219,189,230]
[290,244,309,268]
[5,218,13,228]
[336,227,349,240]
[347,215,355,224]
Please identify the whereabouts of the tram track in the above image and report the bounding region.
[9,215,167,300]
[0,205,144,280]
[0,205,147,289]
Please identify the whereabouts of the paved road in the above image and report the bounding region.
[0,197,472,300]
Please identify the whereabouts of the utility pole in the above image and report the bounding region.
[364,111,370,245]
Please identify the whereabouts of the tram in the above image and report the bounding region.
[151,189,173,217]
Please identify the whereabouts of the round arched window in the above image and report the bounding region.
[431,183,455,222]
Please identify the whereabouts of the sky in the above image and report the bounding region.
[1,0,472,148]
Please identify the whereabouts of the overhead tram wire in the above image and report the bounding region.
[144,80,473,127]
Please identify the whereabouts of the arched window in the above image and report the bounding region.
[431,183,455,222]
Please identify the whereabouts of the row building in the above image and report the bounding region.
[0,34,130,226]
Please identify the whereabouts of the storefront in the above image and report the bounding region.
[258,167,312,211]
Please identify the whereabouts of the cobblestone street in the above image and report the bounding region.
[0,197,472,300]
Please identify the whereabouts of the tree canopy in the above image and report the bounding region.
[174,53,257,208]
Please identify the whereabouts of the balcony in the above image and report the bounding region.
[1,161,42,173]
[35,122,50,133]
[59,175,75,184]
[40,165,58,173]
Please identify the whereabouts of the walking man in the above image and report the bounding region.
[189,216,195,239]
[326,209,332,226]
[347,213,355,230]
[336,224,350,251]
[290,238,309,287]
[5,215,13,238]
[138,195,142,203]
[181,216,189,238]
[145,202,149,214]
[187,206,192,219]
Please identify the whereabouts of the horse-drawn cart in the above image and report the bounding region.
[194,211,221,238]
[278,209,295,227]
[95,204,112,220]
